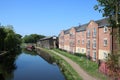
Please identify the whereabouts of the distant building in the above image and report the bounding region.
[59,18,112,61]
[37,36,58,49]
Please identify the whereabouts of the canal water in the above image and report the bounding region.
[0,50,65,80]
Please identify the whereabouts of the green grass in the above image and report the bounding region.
[53,48,108,80]
[40,48,82,80]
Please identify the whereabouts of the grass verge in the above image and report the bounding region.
[53,48,108,80]
[39,48,82,80]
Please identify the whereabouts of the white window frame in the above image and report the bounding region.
[93,51,96,61]
[104,26,108,33]
[93,39,96,49]
[103,52,108,59]
[78,48,80,52]
[93,28,96,37]
[104,38,107,46]
[82,39,84,44]
[87,30,90,37]
[82,49,84,53]
[87,39,90,48]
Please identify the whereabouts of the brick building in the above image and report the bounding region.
[37,36,58,49]
[59,18,112,61]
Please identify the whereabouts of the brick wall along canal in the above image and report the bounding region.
[0,50,65,80]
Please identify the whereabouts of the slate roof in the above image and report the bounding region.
[64,29,70,34]
[39,36,52,40]
[39,36,57,41]
[75,23,88,32]
[95,18,109,27]
[61,18,109,34]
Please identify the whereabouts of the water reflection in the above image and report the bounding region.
[0,49,65,80]
[0,49,22,80]
[22,49,37,56]
[36,48,54,64]
[0,73,5,80]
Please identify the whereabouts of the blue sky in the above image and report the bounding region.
[0,0,103,36]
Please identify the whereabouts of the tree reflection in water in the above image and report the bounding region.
[0,48,22,80]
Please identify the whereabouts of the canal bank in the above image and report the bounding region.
[36,47,82,80]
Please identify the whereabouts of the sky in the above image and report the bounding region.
[0,0,103,36]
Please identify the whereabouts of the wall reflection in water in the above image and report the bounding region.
[36,48,55,64]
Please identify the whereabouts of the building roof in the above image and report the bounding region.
[95,18,109,27]
[60,18,109,34]
[39,36,57,41]
[64,29,70,34]
[75,24,88,32]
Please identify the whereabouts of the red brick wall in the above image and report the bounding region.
[98,27,111,51]
[59,31,64,50]
[69,27,76,53]
[76,31,86,48]
[64,33,70,51]
[86,21,99,60]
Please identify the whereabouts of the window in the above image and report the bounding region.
[93,28,96,37]
[104,52,108,59]
[87,50,90,59]
[104,39,107,46]
[82,49,84,53]
[82,39,84,44]
[78,48,80,52]
[87,30,90,37]
[78,40,80,45]
[93,39,96,49]
[70,32,72,37]
[82,32,84,37]
[87,40,90,48]
[93,51,96,61]
[104,26,108,33]
[87,50,90,56]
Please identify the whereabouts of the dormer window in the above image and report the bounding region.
[70,32,72,36]
[104,26,108,33]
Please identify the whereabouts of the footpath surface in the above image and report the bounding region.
[50,50,99,80]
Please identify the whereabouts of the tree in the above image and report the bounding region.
[94,0,120,26]
[23,34,45,43]
[0,25,22,52]
[4,26,22,51]
[0,26,7,51]
[94,0,120,79]
[94,0,120,49]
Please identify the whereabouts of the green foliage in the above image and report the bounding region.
[0,24,22,51]
[53,49,108,80]
[94,0,120,26]
[0,26,7,51]
[95,0,120,79]
[23,34,45,43]
[94,0,117,15]
[106,53,120,78]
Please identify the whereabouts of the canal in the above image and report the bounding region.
[0,49,65,80]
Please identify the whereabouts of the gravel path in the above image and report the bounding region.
[51,50,99,80]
